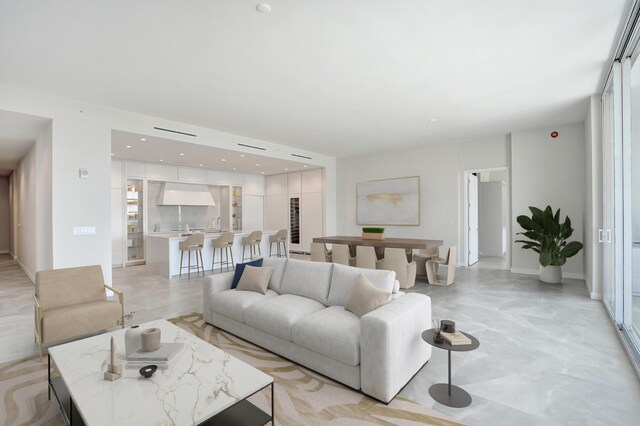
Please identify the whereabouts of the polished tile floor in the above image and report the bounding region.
[1,253,639,425]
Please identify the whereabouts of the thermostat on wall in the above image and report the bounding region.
[79,168,89,179]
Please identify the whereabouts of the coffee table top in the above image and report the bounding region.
[48,320,273,426]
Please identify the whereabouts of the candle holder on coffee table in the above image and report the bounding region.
[422,329,479,408]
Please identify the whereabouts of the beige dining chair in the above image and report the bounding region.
[242,230,263,262]
[311,243,332,262]
[426,246,456,286]
[179,232,205,277]
[356,246,381,269]
[380,248,417,289]
[413,246,440,276]
[332,244,355,266]
[212,231,235,273]
[269,229,288,258]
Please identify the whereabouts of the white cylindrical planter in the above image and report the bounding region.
[540,265,562,284]
[124,325,143,356]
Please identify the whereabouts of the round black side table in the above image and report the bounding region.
[422,329,479,408]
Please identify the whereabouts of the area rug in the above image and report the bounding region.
[0,313,462,425]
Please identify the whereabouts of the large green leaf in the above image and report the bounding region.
[560,241,583,258]
[542,214,559,236]
[539,251,553,267]
[553,208,561,225]
[515,239,541,248]
[517,215,541,233]
[529,207,545,226]
[560,216,573,239]
[555,255,567,266]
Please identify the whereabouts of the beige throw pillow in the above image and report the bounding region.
[344,274,391,318]
[236,266,274,294]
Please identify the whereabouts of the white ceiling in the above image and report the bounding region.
[0,1,631,158]
[0,110,51,176]
[112,130,319,176]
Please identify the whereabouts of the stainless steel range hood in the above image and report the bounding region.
[158,182,215,206]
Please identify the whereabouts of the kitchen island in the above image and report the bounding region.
[146,230,279,278]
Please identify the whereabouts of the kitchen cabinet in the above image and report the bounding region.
[126,179,145,264]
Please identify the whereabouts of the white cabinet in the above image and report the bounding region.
[146,163,178,181]
[243,195,264,231]
[124,160,145,178]
[266,174,287,195]
[244,174,265,196]
[288,172,301,194]
[178,166,206,183]
[301,192,324,253]
[302,169,323,193]
[264,194,288,231]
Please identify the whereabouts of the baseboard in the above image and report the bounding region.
[0,249,8,254]
[590,292,603,300]
[510,267,585,280]
[16,259,35,284]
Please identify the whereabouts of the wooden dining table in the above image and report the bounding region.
[312,235,443,260]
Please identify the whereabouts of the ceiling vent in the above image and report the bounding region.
[291,153,312,160]
[237,143,266,151]
[153,127,197,137]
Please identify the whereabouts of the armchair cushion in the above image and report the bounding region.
[42,300,122,343]
[36,265,106,311]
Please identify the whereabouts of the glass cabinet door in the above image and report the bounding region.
[126,179,145,264]
[232,186,242,231]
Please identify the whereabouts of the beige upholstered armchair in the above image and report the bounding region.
[380,248,417,289]
[332,244,356,266]
[34,265,124,361]
[310,243,332,262]
[356,246,382,269]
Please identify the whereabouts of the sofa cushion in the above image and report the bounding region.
[244,294,325,341]
[231,258,263,289]
[292,306,361,366]
[344,274,391,318]
[261,257,287,293]
[42,300,121,343]
[211,289,279,323]
[279,258,333,305]
[237,266,274,294]
[327,263,396,307]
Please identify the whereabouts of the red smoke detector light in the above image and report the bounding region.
[550,131,559,138]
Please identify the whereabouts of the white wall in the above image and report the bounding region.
[0,176,10,253]
[511,122,586,278]
[15,143,36,279]
[585,95,603,298]
[35,122,53,272]
[337,136,510,262]
[0,83,335,284]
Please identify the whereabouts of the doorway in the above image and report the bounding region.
[463,167,510,270]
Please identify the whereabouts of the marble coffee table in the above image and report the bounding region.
[48,319,273,425]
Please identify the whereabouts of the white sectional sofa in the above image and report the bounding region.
[203,257,432,403]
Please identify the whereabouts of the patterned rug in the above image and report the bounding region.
[0,313,462,425]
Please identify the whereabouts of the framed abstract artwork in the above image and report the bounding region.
[356,176,420,225]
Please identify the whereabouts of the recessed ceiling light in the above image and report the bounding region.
[110,153,114,156]
[304,165,308,168]
[180,153,185,156]
[284,168,288,171]
[140,138,146,141]
[126,145,132,149]
[429,118,439,122]
[256,3,271,14]
[261,171,265,174]
[241,154,245,158]
[160,159,164,162]
[233,168,237,171]
[199,164,204,167]
[256,163,260,166]
[222,158,226,162]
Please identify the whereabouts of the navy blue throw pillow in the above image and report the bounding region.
[231,258,263,289]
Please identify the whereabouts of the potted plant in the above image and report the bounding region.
[362,227,385,240]
[515,206,583,283]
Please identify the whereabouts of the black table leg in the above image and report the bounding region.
[429,349,473,408]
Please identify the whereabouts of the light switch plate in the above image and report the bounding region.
[73,226,96,235]
[79,168,89,179]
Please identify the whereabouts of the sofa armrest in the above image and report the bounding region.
[104,285,124,328]
[203,272,234,324]
[360,293,432,403]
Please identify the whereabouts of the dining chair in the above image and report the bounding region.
[413,246,440,276]
[356,246,381,269]
[332,244,355,266]
[426,246,456,286]
[310,243,332,262]
[380,248,417,289]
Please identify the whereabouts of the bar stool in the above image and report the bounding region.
[179,232,205,277]
[242,230,263,262]
[212,231,235,273]
[269,229,288,258]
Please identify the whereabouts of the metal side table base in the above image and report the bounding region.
[429,383,472,408]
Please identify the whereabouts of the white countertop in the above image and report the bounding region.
[147,230,278,240]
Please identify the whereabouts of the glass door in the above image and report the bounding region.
[126,179,145,264]
[231,186,242,231]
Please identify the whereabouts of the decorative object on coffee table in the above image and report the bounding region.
[440,320,455,333]
[362,227,386,240]
[103,337,122,381]
[124,325,143,355]
[422,328,479,408]
[432,319,444,344]
[139,365,157,378]
[141,328,161,352]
